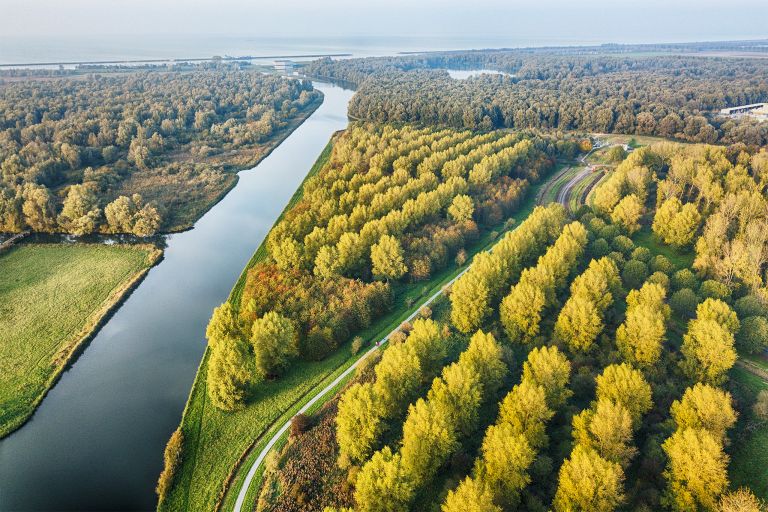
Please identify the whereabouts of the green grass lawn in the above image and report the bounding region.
[161,142,568,512]
[729,366,768,500]
[0,243,161,438]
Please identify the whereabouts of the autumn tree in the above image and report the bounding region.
[572,399,637,466]
[206,336,253,411]
[250,311,298,377]
[355,447,413,512]
[442,477,501,512]
[595,363,652,427]
[476,426,534,507]
[610,194,643,234]
[554,445,625,512]
[662,428,729,512]
[680,314,737,385]
[653,197,702,248]
[719,488,767,512]
[448,194,475,222]
[371,234,408,280]
[615,282,669,368]
[497,380,554,450]
[336,382,382,465]
[670,383,737,441]
[521,345,573,409]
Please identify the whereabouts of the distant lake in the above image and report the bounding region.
[0,34,600,66]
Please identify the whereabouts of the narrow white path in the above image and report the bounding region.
[231,142,605,511]
[232,266,471,512]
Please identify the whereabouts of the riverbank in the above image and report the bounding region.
[163,94,325,233]
[159,134,339,512]
[0,243,163,438]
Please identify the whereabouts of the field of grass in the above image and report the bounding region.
[0,243,161,438]
[729,366,768,500]
[161,142,568,512]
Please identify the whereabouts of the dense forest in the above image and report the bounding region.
[199,123,581,413]
[0,69,320,234]
[249,140,768,512]
[306,52,768,146]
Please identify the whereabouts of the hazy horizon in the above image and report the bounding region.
[3,0,767,42]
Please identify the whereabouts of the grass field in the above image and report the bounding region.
[161,142,568,512]
[729,366,768,500]
[0,243,161,438]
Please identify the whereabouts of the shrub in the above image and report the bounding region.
[672,269,698,291]
[419,306,432,319]
[622,260,648,290]
[754,391,768,422]
[590,238,611,258]
[389,331,407,344]
[650,255,674,275]
[599,224,620,240]
[647,271,670,291]
[351,336,365,355]
[737,316,768,354]
[699,280,731,301]
[631,247,652,262]
[455,249,468,266]
[670,288,699,318]
[290,413,312,437]
[156,428,184,501]
[608,251,626,268]
[735,295,768,318]
[612,235,635,255]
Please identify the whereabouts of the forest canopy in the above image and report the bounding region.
[306,51,768,146]
[0,69,320,235]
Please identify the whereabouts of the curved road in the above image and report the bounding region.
[232,265,470,512]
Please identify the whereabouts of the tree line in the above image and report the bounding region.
[203,124,578,412]
[306,51,768,146]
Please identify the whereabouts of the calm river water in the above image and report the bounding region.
[0,81,353,511]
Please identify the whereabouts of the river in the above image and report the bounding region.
[0,81,353,511]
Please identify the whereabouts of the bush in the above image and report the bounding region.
[737,316,768,354]
[290,413,312,437]
[672,269,699,291]
[670,288,699,318]
[622,260,648,290]
[647,271,670,291]
[455,249,467,266]
[389,331,407,344]
[631,247,652,262]
[612,235,635,255]
[590,238,611,258]
[699,280,731,301]
[650,255,674,275]
[419,306,432,318]
[735,295,768,319]
[608,251,626,268]
[303,326,336,361]
[156,428,184,501]
[599,224,620,240]
[351,336,365,355]
[754,391,768,422]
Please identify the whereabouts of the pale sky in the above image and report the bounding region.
[2,0,767,42]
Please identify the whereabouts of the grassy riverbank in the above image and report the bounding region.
[0,243,162,438]
[160,143,568,512]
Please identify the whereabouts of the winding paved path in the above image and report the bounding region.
[231,143,608,511]
[232,266,471,512]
